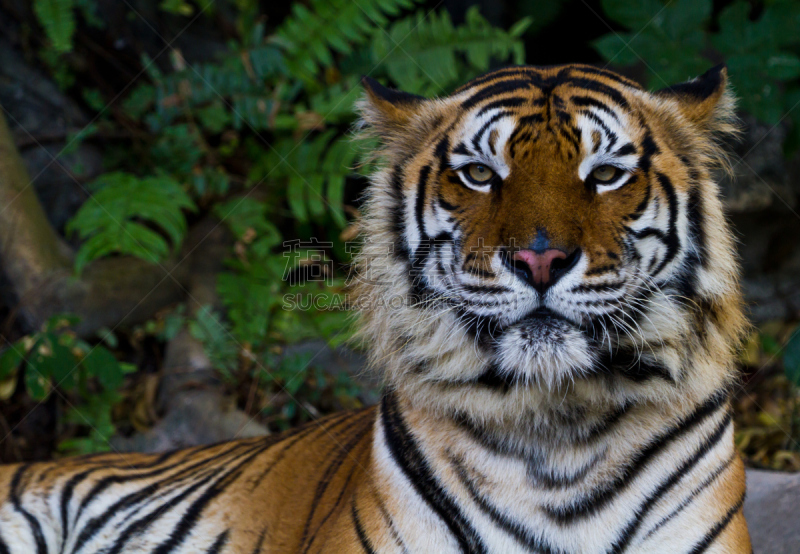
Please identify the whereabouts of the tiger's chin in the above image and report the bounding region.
[492,310,595,391]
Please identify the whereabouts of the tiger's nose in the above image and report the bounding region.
[505,247,581,293]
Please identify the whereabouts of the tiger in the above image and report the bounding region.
[0,63,751,553]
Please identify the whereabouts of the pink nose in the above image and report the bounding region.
[512,248,568,288]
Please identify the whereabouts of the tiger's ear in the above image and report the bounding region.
[359,76,428,133]
[656,64,736,132]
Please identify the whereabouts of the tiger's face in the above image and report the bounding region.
[357,65,744,408]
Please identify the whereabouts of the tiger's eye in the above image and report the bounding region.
[467,164,494,183]
[591,165,618,182]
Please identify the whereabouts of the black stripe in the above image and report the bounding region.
[626,181,653,221]
[518,113,544,126]
[106,467,220,554]
[688,491,746,554]
[569,64,641,88]
[381,394,487,553]
[475,97,527,117]
[460,283,510,295]
[438,195,460,212]
[687,184,708,268]
[627,225,667,241]
[0,530,11,554]
[454,404,618,458]
[528,449,606,489]
[580,402,633,444]
[352,499,377,554]
[388,166,410,261]
[638,132,659,174]
[572,281,625,294]
[250,410,359,489]
[564,77,629,110]
[452,142,470,156]
[570,96,621,123]
[302,459,364,552]
[152,443,273,554]
[60,450,176,545]
[9,465,48,554]
[583,264,618,277]
[507,128,535,159]
[650,172,680,275]
[614,143,636,157]
[61,467,101,547]
[593,348,676,384]
[452,457,563,554]
[471,112,509,151]
[207,529,230,554]
[298,419,372,550]
[473,364,513,392]
[544,390,728,523]
[461,79,532,111]
[556,125,581,155]
[581,110,617,149]
[454,67,532,93]
[608,412,733,552]
[75,442,259,553]
[414,165,431,245]
[642,452,735,541]
[434,135,451,171]
[375,490,408,553]
[251,528,267,554]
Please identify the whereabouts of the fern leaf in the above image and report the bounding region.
[34,0,77,53]
[275,0,425,75]
[213,198,281,249]
[66,172,197,272]
[287,175,309,222]
[373,7,531,95]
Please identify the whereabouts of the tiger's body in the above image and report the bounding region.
[0,63,751,553]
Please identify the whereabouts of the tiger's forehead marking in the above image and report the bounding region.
[444,65,642,182]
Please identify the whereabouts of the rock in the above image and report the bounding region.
[280,339,381,406]
[720,116,796,214]
[734,211,800,322]
[111,334,380,454]
[111,328,270,453]
[745,469,800,553]
[110,388,268,453]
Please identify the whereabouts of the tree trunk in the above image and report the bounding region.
[0,108,188,336]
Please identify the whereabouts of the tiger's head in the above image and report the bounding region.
[355,65,746,420]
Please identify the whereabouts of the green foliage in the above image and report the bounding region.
[34,0,77,54]
[594,0,800,138]
[275,0,421,77]
[188,306,240,378]
[373,7,531,96]
[0,316,134,455]
[159,0,195,16]
[66,172,196,272]
[253,132,358,227]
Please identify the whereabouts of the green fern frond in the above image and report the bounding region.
[34,0,77,54]
[275,0,422,77]
[255,132,359,228]
[373,7,531,95]
[66,172,197,272]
